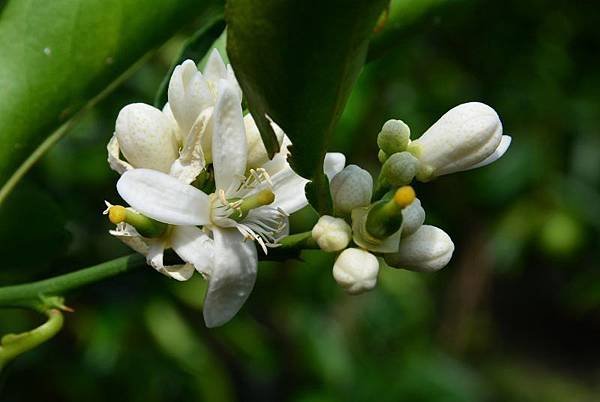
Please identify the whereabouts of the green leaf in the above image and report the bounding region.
[153,17,226,108]
[0,0,223,188]
[226,0,388,211]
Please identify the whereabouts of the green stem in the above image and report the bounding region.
[0,254,146,310]
[0,309,64,370]
[0,230,318,310]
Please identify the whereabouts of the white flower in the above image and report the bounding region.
[108,50,241,179]
[324,153,373,214]
[333,248,379,294]
[115,80,309,327]
[311,215,352,252]
[408,102,511,181]
[383,225,454,272]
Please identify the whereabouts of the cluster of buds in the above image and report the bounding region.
[313,102,511,294]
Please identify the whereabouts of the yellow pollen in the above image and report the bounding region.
[108,205,127,224]
[394,186,416,208]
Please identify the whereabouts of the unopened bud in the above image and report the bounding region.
[333,248,379,294]
[381,151,419,186]
[330,165,373,214]
[115,103,179,173]
[377,119,410,155]
[311,215,352,252]
[384,225,454,272]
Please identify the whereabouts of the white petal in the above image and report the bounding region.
[107,135,134,175]
[170,225,214,275]
[169,108,211,184]
[203,228,257,328]
[203,49,228,85]
[168,60,212,135]
[115,103,179,172]
[109,223,148,254]
[212,79,247,192]
[244,113,285,169]
[467,135,512,170]
[117,169,210,225]
[162,103,183,144]
[401,198,426,238]
[323,152,346,182]
[147,239,194,281]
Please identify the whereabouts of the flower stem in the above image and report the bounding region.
[0,254,146,310]
[0,309,64,370]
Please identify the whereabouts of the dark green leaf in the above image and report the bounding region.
[226,0,388,211]
[0,0,223,187]
[153,17,226,108]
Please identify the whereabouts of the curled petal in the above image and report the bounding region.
[351,207,402,253]
[203,228,258,328]
[109,222,148,254]
[468,135,512,170]
[147,239,194,281]
[169,108,212,184]
[117,169,210,226]
[107,135,134,175]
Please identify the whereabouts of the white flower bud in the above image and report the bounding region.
[381,151,419,186]
[377,119,410,155]
[401,198,425,237]
[408,102,511,181]
[311,215,352,252]
[115,103,179,173]
[384,225,454,272]
[330,165,373,214]
[244,114,285,169]
[168,59,213,135]
[333,248,379,294]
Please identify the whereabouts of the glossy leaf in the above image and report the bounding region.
[0,0,223,186]
[226,0,388,211]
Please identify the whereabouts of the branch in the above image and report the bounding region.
[0,254,146,310]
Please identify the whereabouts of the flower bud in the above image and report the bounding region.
[244,114,285,169]
[384,225,454,272]
[115,103,179,173]
[333,248,379,294]
[168,60,212,135]
[380,151,419,186]
[408,102,511,181]
[311,215,352,252]
[330,165,373,214]
[377,119,410,155]
[401,198,425,237]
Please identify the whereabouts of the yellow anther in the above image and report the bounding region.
[108,205,127,224]
[394,186,416,208]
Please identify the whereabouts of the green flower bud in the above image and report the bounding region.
[377,119,410,155]
[381,151,419,186]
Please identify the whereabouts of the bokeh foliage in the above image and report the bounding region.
[1,0,599,401]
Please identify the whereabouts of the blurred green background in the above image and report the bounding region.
[1,0,599,400]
